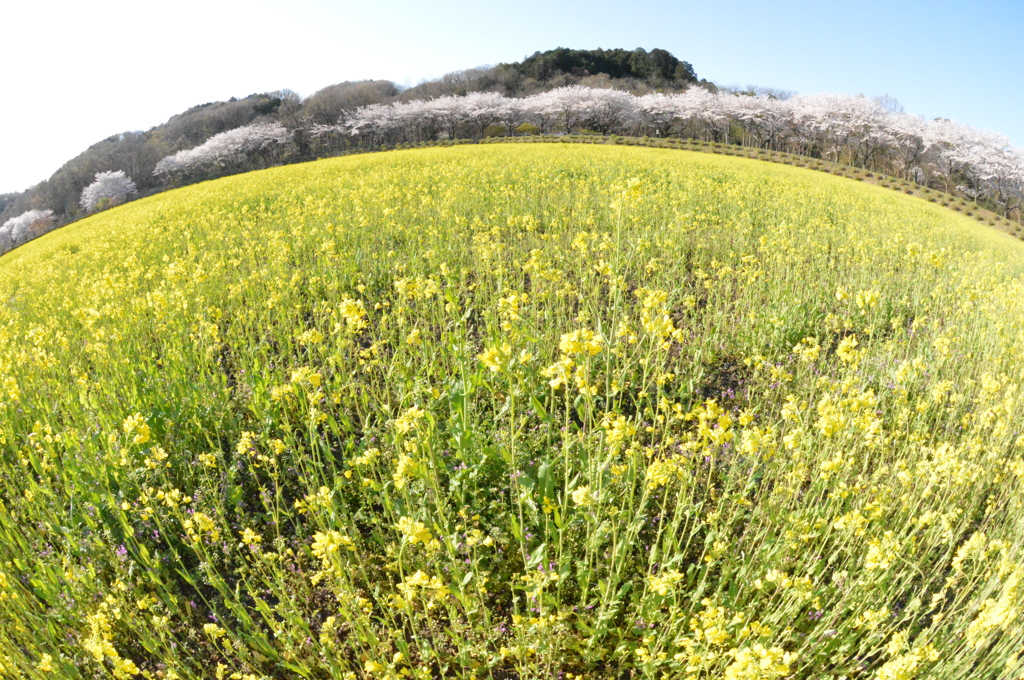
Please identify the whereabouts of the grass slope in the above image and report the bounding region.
[2,145,1024,679]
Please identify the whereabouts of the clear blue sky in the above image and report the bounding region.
[2,0,1021,194]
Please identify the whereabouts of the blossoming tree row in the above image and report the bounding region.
[146,88,1024,219]
[5,87,1022,257]
[335,87,1023,215]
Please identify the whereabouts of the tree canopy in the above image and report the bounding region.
[503,47,698,86]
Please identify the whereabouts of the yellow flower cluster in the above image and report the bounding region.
[83,606,142,679]
[122,413,150,446]
[557,329,605,357]
[397,517,432,545]
[312,530,356,557]
[182,511,220,544]
[395,570,449,606]
[394,276,440,301]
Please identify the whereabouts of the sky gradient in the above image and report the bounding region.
[2,0,1021,194]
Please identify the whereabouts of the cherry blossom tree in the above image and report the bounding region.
[521,92,558,134]
[636,93,681,137]
[790,93,889,164]
[534,86,591,134]
[428,96,471,140]
[580,88,637,135]
[343,103,401,145]
[974,144,1023,215]
[406,100,442,142]
[303,122,349,156]
[461,92,506,136]
[495,97,530,136]
[925,118,974,194]
[950,128,1015,203]
[887,113,929,180]
[990,151,1024,218]
[80,171,137,213]
[0,209,55,252]
[676,88,730,142]
[154,123,291,180]
[726,95,795,149]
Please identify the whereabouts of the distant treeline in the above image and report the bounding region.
[2,46,1021,256]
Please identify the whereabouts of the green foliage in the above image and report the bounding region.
[252,96,282,115]
[505,46,697,85]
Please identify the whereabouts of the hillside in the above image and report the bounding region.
[4,46,1022,260]
[0,48,698,232]
[1,144,1024,678]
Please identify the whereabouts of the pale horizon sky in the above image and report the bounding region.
[2,0,1022,194]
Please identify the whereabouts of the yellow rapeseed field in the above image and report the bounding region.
[2,144,1024,679]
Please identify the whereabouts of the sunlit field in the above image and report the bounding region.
[3,144,1024,679]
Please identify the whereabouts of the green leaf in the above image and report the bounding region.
[530,395,551,423]
[527,542,548,568]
